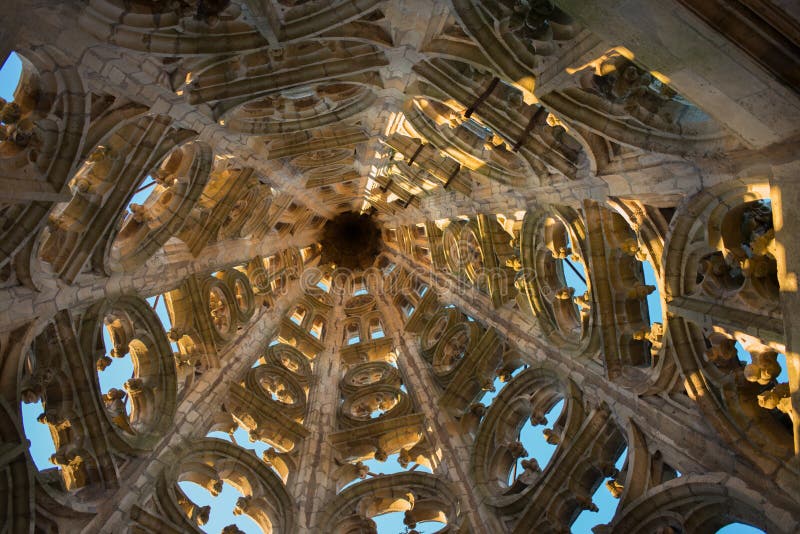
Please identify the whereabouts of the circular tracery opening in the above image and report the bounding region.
[420,309,459,354]
[167,439,293,533]
[89,300,176,444]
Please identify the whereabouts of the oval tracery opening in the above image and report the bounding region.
[20,397,57,471]
[571,447,628,532]
[177,479,264,534]
[507,399,565,489]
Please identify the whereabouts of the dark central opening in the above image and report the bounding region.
[319,211,382,270]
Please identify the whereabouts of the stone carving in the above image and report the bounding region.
[0,98,34,147]
[1,4,797,534]
[502,0,574,43]
[605,477,624,498]
[758,384,791,415]
[177,494,211,526]
[102,388,133,434]
[148,0,231,25]
[744,350,782,386]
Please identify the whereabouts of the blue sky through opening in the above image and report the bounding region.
[479,368,625,533]
[24,294,177,471]
[563,232,588,298]
[372,512,442,533]
[510,399,563,485]
[642,260,663,325]
[0,52,21,100]
[124,176,157,217]
[717,524,765,534]
[571,447,627,533]
[351,450,439,533]
[5,52,56,471]
[175,430,282,533]
[1,52,768,532]
[179,479,263,533]
[21,400,54,470]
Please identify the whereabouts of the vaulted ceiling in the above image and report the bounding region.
[1,0,800,532]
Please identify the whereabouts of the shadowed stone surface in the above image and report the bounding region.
[319,212,382,270]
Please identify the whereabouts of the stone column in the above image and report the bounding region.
[85,279,305,532]
[383,248,800,514]
[373,289,506,532]
[770,163,800,458]
[290,295,346,530]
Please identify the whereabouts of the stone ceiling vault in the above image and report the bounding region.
[0,0,799,533]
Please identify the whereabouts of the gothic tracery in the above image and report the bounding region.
[0,0,799,533]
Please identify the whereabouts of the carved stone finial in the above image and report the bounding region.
[626,284,656,300]
[606,478,624,498]
[355,460,369,478]
[233,495,252,516]
[521,458,541,473]
[758,383,792,415]
[576,494,599,512]
[744,351,781,386]
[507,440,528,458]
[195,505,210,526]
[403,510,416,528]
[543,428,560,445]
[262,447,278,465]
[207,478,224,496]
[1,101,22,124]
[555,287,575,300]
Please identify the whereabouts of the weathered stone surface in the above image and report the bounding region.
[0,0,799,532]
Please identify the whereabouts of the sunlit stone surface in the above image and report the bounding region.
[0,1,799,533]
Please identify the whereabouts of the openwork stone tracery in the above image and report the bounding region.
[1,0,799,533]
